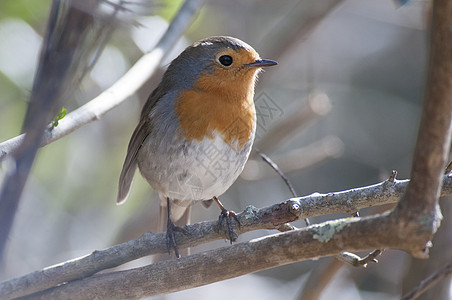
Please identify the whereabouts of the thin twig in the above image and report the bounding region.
[256,149,297,198]
[402,261,452,300]
[255,149,310,226]
[445,161,452,174]
[243,136,343,181]
[255,150,387,265]
[388,170,398,182]
[336,250,382,267]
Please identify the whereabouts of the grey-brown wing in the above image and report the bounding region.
[117,86,165,204]
[117,119,150,204]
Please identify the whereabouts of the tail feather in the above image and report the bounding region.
[117,120,149,205]
[117,162,137,205]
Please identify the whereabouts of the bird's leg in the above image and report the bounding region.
[214,196,240,243]
[166,197,181,258]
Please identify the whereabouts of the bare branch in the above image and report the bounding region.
[0,0,102,265]
[402,261,452,300]
[255,149,297,198]
[391,0,452,258]
[254,150,386,265]
[1,175,451,299]
[17,212,434,299]
[399,0,452,209]
[0,0,205,161]
[254,149,310,226]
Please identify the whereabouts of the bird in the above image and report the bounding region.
[117,36,277,258]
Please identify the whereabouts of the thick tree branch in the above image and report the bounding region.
[1,175,451,299]
[17,212,438,300]
[399,0,452,209]
[0,0,204,161]
[390,0,452,258]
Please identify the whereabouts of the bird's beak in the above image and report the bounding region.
[246,59,278,68]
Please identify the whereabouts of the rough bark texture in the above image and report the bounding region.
[1,176,452,299]
[391,0,452,258]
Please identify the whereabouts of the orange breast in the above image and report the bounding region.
[175,69,257,149]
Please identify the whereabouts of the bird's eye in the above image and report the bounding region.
[218,55,233,66]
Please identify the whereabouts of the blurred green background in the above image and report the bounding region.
[1,0,451,299]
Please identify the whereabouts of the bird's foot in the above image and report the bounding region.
[166,217,187,258]
[214,197,240,243]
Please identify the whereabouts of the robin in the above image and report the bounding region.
[117,36,277,257]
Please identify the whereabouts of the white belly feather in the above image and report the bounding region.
[137,130,254,203]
